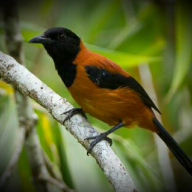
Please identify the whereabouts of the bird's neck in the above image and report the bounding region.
[53,42,88,88]
[73,42,90,64]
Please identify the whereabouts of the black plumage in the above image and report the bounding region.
[85,65,160,114]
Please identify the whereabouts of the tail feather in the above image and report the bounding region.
[153,118,192,176]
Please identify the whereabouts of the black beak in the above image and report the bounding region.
[29,35,53,44]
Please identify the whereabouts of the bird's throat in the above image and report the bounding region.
[54,60,77,88]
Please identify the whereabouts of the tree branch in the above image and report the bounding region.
[0,51,137,192]
[0,126,26,191]
[1,1,73,192]
[43,152,63,183]
[41,175,75,192]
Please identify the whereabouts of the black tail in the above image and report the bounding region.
[153,118,192,176]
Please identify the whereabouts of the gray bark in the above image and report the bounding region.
[1,1,73,192]
[0,51,137,192]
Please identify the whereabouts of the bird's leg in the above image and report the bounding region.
[85,122,124,155]
[62,108,87,124]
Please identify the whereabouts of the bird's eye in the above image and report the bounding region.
[58,33,66,41]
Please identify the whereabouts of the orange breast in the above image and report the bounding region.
[68,42,157,132]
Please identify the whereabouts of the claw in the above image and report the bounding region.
[87,142,96,156]
[85,134,113,155]
[85,122,123,155]
[104,137,112,146]
[62,108,87,125]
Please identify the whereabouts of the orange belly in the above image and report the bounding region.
[68,68,156,132]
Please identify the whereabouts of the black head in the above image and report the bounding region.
[29,27,80,63]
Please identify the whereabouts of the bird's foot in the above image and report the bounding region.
[85,133,112,155]
[62,108,87,125]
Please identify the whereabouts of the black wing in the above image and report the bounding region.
[85,65,161,114]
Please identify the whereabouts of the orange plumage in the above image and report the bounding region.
[29,27,192,175]
[70,42,157,131]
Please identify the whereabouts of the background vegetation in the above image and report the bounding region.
[0,0,192,192]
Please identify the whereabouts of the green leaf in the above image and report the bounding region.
[166,2,192,101]
[0,96,18,175]
[20,22,45,43]
[87,43,161,68]
[18,149,36,192]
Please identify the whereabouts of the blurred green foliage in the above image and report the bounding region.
[0,0,192,192]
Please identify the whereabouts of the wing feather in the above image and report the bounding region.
[85,65,161,114]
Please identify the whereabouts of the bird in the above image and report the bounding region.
[29,27,192,176]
